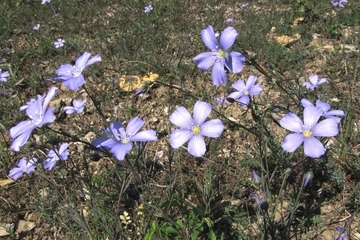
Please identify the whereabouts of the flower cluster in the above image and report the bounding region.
[0,69,10,82]
[303,74,327,90]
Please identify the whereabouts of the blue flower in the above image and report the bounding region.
[279,106,339,158]
[169,100,224,157]
[9,87,59,152]
[193,25,245,85]
[301,98,346,123]
[8,157,37,180]
[50,52,101,91]
[228,75,262,106]
[54,38,65,48]
[43,143,70,170]
[336,226,347,240]
[303,74,327,90]
[92,117,157,161]
[331,0,347,8]
[63,99,87,114]
[144,5,153,13]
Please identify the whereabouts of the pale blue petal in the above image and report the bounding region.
[63,106,76,114]
[131,130,157,142]
[301,98,313,108]
[75,52,92,70]
[93,138,117,149]
[211,60,227,85]
[10,120,37,138]
[169,106,193,129]
[200,119,224,137]
[225,52,245,73]
[38,107,56,127]
[312,119,338,137]
[304,106,322,128]
[201,25,218,51]
[86,54,101,67]
[232,79,246,92]
[219,27,238,51]
[279,113,303,133]
[282,133,304,153]
[111,143,132,161]
[193,52,217,70]
[248,84,262,96]
[126,117,144,137]
[64,75,85,91]
[43,158,58,170]
[170,129,192,149]
[309,74,319,85]
[303,137,325,158]
[245,75,258,89]
[43,86,59,111]
[193,101,211,125]
[9,168,24,180]
[239,95,250,106]
[188,135,206,157]
[10,128,35,152]
[227,91,242,100]
[55,64,73,77]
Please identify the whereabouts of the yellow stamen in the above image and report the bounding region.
[192,126,201,135]
[303,130,312,138]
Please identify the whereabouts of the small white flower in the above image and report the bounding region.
[32,24,40,31]
[144,5,153,13]
[42,0,51,4]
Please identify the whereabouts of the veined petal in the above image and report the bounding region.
[59,143,69,155]
[170,129,192,149]
[304,106,322,128]
[55,64,73,77]
[131,130,157,142]
[232,79,246,92]
[111,143,132,161]
[38,107,56,127]
[170,106,193,129]
[193,52,217,70]
[93,138,117,149]
[315,100,331,112]
[126,117,144,137]
[309,74,318,85]
[75,52,92,70]
[282,133,304,153]
[201,25,219,51]
[43,86,59,111]
[188,135,206,157]
[325,110,345,117]
[219,27,238,51]
[239,95,250,106]
[312,119,338,137]
[63,107,75,114]
[10,120,37,138]
[43,158,58,170]
[248,84,262,96]
[279,113,303,132]
[193,100,212,125]
[212,60,227,85]
[301,98,313,108]
[86,54,101,67]
[225,52,245,73]
[303,137,325,158]
[9,168,24,180]
[227,91,242,100]
[64,75,85,91]
[318,78,327,84]
[245,75,258,89]
[200,119,224,137]
[10,128,34,152]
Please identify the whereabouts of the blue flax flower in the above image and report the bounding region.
[9,87,59,152]
[336,226,347,240]
[303,74,327,90]
[0,69,10,82]
[228,75,262,106]
[193,25,245,85]
[43,143,69,170]
[279,106,339,158]
[54,38,65,48]
[169,100,224,157]
[51,52,101,91]
[331,0,347,8]
[63,99,87,114]
[8,157,37,180]
[92,117,157,161]
[144,5,153,13]
[301,98,346,123]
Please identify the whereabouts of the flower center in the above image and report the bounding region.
[243,90,249,95]
[121,138,130,144]
[302,129,312,138]
[218,49,227,58]
[192,125,201,135]
[29,110,43,125]
[71,66,82,77]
